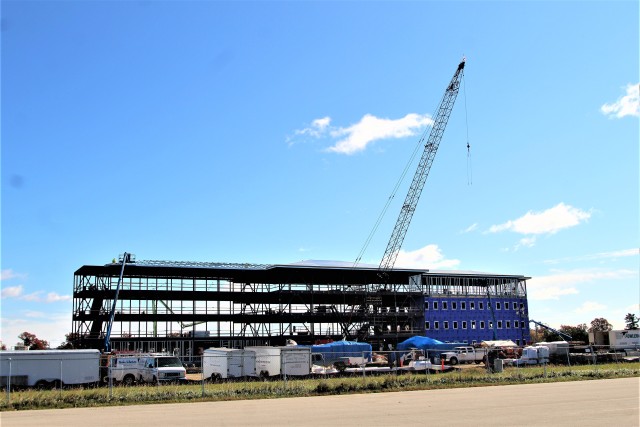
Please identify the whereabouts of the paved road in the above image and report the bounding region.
[2,378,638,426]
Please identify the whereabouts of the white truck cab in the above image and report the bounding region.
[440,346,486,365]
[139,355,186,383]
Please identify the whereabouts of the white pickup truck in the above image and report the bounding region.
[440,346,486,365]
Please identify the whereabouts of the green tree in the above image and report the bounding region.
[18,331,49,350]
[624,313,639,330]
[57,332,81,349]
[588,317,613,333]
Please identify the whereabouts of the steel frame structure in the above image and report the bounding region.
[71,260,529,355]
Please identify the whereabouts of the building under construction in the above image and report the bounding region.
[71,258,530,356]
[72,59,533,357]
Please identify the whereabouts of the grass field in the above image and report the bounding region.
[2,363,639,411]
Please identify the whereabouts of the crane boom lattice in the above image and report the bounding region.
[378,59,465,285]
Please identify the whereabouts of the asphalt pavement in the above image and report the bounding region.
[1,377,638,426]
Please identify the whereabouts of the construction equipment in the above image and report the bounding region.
[530,319,573,341]
[103,252,133,352]
[348,59,466,342]
[377,58,465,285]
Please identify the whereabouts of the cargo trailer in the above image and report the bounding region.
[244,346,312,377]
[203,348,256,380]
[0,350,100,388]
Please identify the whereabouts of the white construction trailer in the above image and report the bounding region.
[0,350,100,388]
[203,348,256,380]
[589,329,640,351]
[244,346,312,377]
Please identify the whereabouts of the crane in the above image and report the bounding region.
[377,58,465,285]
[347,59,466,342]
[530,319,573,341]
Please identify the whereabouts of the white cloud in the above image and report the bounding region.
[312,117,331,130]
[1,269,27,281]
[21,291,43,302]
[24,310,47,318]
[0,312,71,348]
[0,288,72,303]
[287,113,433,154]
[395,244,460,270]
[294,116,331,138]
[515,236,537,250]
[1,285,23,298]
[544,248,639,265]
[528,268,636,301]
[328,113,433,155]
[460,223,478,234]
[530,287,579,300]
[574,301,607,314]
[601,83,640,118]
[45,292,72,303]
[489,203,591,235]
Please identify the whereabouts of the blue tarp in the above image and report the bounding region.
[302,341,372,366]
[397,336,466,353]
[397,336,443,350]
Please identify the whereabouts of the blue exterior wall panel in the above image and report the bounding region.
[424,296,530,345]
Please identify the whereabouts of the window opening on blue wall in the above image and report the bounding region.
[462,321,467,329]
[497,321,502,329]
[425,302,429,310]
[480,321,485,329]
[479,302,484,310]
[496,302,501,310]
[452,301,457,310]
[471,321,476,329]
[443,301,448,310]
[470,302,475,310]
[444,321,449,329]
[453,321,458,329]
[461,302,466,310]
[434,321,439,329]
[433,301,439,310]
[425,321,430,330]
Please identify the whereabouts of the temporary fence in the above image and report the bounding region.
[1,344,638,403]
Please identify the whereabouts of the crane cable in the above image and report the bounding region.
[463,73,472,186]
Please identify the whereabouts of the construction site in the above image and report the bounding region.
[68,59,533,356]
[70,258,531,356]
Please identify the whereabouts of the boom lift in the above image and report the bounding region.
[103,252,134,352]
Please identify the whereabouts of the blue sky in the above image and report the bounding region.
[1,0,638,347]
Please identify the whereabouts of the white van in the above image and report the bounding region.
[138,354,186,383]
[104,354,145,385]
